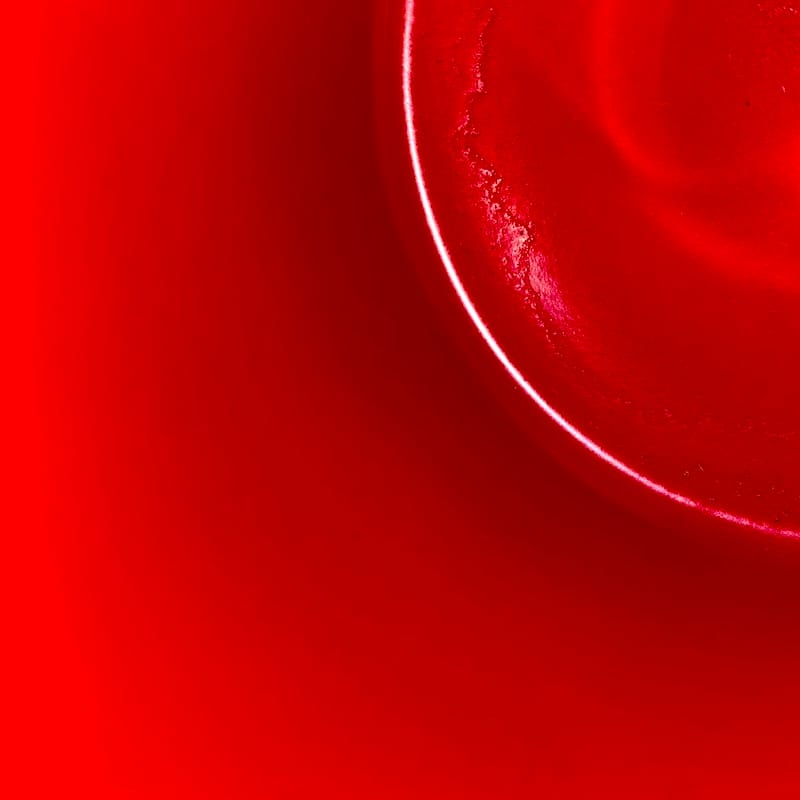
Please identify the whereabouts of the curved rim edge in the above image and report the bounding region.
[402,0,797,539]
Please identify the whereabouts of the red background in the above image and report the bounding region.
[6,2,800,797]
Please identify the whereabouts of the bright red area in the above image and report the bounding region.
[5,2,800,798]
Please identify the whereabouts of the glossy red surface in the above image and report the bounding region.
[405,0,800,535]
[8,2,800,798]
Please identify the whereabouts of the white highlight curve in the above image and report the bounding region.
[401,0,797,539]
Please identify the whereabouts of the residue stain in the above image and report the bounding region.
[455,6,574,337]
